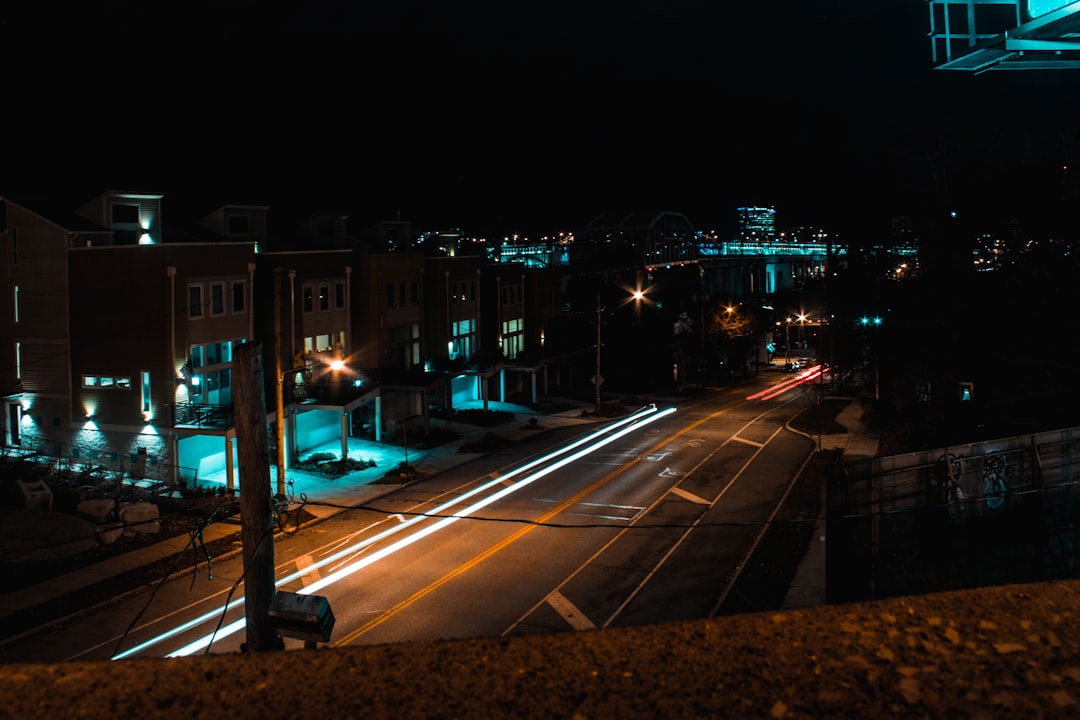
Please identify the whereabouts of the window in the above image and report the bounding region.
[388,279,417,306]
[82,375,132,389]
[303,285,314,313]
[111,203,139,224]
[335,282,345,309]
[210,282,226,316]
[450,281,470,303]
[959,382,974,402]
[232,280,246,313]
[450,319,475,361]
[190,340,234,370]
[502,318,523,360]
[13,286,19,324]
[10,228,16,265]
[15,341,21,380]
[141,371,151,414]
[187,341,236,408]
[188,284,204,318]
[391,323,420,368]
[319,283,330,311]
[917,381,931,404]
[303,331,344,354]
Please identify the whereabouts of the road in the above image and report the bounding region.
[2,376,821,663]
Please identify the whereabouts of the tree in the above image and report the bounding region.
[706,303,756,378]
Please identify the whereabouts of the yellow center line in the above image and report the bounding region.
[332,407,729,647]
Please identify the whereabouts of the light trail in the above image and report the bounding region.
[112,405,668,660]
[164,406,676,658]
[746,365,824,402]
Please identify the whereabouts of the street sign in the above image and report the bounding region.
[591,375,605,386]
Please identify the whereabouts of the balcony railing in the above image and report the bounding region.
[175,402,234,429]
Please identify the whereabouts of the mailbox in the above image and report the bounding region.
[268,591,335,644]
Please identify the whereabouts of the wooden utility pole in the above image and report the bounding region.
[232,341,282,652]
[274,268,287,499]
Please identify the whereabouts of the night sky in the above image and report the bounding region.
[7,3,1080,239]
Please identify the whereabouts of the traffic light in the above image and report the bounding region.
[859,315,882,327]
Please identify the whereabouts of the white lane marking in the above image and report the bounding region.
[547,591,596,630]
[670,486,709,505]
[659,466,684,477]
[530,499,644,522]
[295,555,322,586]
[731,436,764,448]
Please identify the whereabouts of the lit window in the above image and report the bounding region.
[141,371,151,414]
[959,382,974,402]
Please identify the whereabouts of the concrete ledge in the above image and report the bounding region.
[5,578,1079,719]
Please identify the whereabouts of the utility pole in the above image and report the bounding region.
[274,268,287,499]
[232,341,282,652]
[595,292,603,414]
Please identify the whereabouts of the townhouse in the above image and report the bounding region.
[0,189,575,501]
[0,191,261,491]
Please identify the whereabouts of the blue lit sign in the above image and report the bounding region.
[1028,0,1079,19]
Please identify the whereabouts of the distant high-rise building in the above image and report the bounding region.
[736,206,777,241]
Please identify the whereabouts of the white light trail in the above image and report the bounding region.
[164,406,675,658]
[113,405,668,660]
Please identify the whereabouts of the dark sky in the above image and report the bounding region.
[7,3,1080,239]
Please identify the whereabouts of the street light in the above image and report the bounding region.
[785,317,792,365]
[275,356,349,499]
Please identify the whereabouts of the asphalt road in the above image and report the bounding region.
[2,384,826,663]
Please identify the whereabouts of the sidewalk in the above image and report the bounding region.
[782,396,879,610]
[0,400,600,625]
